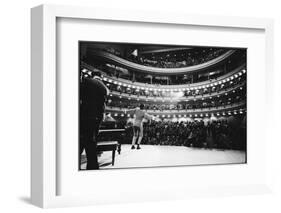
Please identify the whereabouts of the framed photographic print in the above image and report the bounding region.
[79,41,247,170]
[31,4,274,208]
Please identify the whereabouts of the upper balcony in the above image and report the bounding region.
[89,49,236,75]
[82,62,246,91]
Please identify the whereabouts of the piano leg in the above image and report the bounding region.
[118,143,121,154]
[112,150,116,166]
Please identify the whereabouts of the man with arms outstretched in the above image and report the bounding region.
[126,104,154,150]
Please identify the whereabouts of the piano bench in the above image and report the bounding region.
[97,141,118,166]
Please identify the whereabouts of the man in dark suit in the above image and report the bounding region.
[79,71,109,170]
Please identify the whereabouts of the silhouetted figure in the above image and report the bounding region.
[80,72,108,170]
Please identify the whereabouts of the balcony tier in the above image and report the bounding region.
[106,101,246,116]
[82,62,246,90]
[90,49,236,74]
[109,81,245,102]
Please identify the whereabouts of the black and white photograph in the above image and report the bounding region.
[79,42,247,170]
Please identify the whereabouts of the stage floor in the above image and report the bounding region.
[81,145,246,170]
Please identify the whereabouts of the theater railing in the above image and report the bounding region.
[81,62,246,90]
[105,101,246,115]
[90,49,236,74]
[109,81,246,102]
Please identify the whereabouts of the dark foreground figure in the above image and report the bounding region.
[80,73,108,170]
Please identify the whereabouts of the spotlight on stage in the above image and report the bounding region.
[171,91,184,100]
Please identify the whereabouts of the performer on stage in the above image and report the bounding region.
[125,104,154,150]
[79,71,109,170]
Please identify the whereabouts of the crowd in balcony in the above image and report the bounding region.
[101,47,228,69]
[104,74,246,99]
[81,58,245,86]
[132,49,227,69]
[90,63,231,85]
[107,91,246,111]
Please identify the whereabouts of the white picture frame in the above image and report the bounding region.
[31,4,274,208]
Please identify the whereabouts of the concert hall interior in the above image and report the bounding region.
[79,42,247,170]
